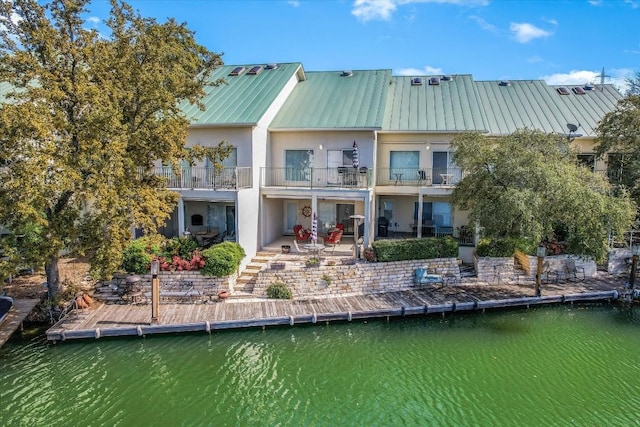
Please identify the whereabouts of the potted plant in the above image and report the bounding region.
[281,244,291,254]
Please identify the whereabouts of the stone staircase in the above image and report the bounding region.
[232,251,277,296]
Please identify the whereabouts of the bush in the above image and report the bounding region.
[121,239,152,274]
[201,242,245,277]
[371,237,458,262]
[163,237,198,259]
[266,282,292,299]
[476,237,536,257]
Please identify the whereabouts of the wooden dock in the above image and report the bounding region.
[0,299,39,348]
[46,278,624,342]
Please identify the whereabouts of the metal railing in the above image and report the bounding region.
[149,167,252,190]
[261,167,372,189]
[376,167,464,186]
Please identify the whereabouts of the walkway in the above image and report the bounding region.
[46,272,626,342]
[0,299,39,348]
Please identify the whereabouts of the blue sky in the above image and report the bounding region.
[85,0,640,92]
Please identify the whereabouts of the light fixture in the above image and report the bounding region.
[425,144,430,151]
[150,260,160,276]
[536,245,546,258]
[633,245,640,256]
[318,144,323,151]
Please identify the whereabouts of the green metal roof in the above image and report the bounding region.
[182,62,303,126]
[382,75,489,132]
[474,80,623,136]
[269,69,392,130]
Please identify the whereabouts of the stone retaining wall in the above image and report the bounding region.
[474,257,514,282]
[608,249,632,276]
[113,271,236,292]
[252,258,461,299]
[474,254,597,281]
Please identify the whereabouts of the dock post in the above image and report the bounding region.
[535,245,545,297]
[151,260,160,324]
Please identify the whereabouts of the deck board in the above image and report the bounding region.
[0,299,39,348]
[46,275,627,342]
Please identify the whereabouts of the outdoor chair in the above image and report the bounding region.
[324,229,343,252]
[292,239,308,254]
[566,259,585,282]
[294,225,311,242]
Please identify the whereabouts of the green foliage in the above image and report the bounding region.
[476,238,536,257]
[266,282,293,299]
[200,242,245,277]
[164,237,198,259]
[121,240,152,274]
[451,129,636,262]
[0,0,225,295]
[371,237,458,262]
[595,94,640,205]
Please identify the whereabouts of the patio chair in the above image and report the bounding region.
[324,229,343,252]
[566,259,585,282]
[294,225,311,242]
[292,240,308,254]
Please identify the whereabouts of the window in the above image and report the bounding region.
[285,150,314,181]
[432,151,453,184]
[247,65,263,75]
[229,66,245,76]
[328,149,355,184]
[414,202,451,226]
[414,202,433,224]
[577,154,595,172]
[390,151,419,180]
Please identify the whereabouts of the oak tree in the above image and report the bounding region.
[451,129,636,261]
[0,0,227,296]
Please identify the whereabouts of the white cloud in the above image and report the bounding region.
[624,0,639,8]
[87,16,100,25]
[527,55,544,64]
[352,0,489,22]
[588,0,602,5]
[396,65,444,76]
[510,22,552,43]
[287,0,300,7]
[540,68,632,93]
[469,15,497,33]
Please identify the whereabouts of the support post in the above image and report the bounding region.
[630,254,638,289]
[535,245,545,297]
[150,260,160,324]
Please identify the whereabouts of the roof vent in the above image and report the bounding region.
[341,70,353,77]
[556,87,571,95]
[429,76,440,85]
[265,63,278,70]
[441,75,452,81]
[572,86,586,95]
[498,80,511,87]
[584,83,595,91]
[411,77,423,86]
[247,65,263,75]
[229,66,245,76]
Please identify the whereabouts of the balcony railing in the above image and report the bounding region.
[377,167,464,187]
[261,167,372,189]
[149,167,252,190]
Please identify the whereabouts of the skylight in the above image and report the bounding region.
[411,77,423,86]
[247,65,263,75]
[441,75,452,81]
[572,86,586,95]
[498,80,511,87]
[429,77,440,85]
[266,63,278,69]
[229,66,245,76]
[341,70,353,77]
[556,87,571,95]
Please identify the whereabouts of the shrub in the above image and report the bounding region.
[201,242,245,277]
[121,239,152,274]
[266,282,292,299]
[164,237,198,259]
[371,237,458,262]
[476,237,536,257]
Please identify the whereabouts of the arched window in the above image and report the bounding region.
[191,214,203,226]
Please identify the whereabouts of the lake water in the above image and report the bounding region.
[1,304,639,426]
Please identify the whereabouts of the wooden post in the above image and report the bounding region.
[630,254,638,289]
[151,260,160,324]
[535,256,542,297]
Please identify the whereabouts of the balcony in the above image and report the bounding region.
[149,167,252,190]
[376,167,464,187]
[261,167,372,189]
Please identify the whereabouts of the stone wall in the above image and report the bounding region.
[608,249,632,276]
[474,254,597,281]
[474,256,514,282]
[252,258,460,299]
[114,270,235,293]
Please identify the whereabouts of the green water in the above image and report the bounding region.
[1,305,640,426]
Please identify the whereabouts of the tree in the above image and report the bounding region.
[0,0,228,297]
[626,71,640,96]
[451,129,636,262]
[595,94,640,206]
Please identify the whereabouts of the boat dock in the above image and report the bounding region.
[0,299,39,348]
[46,274,625,342]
